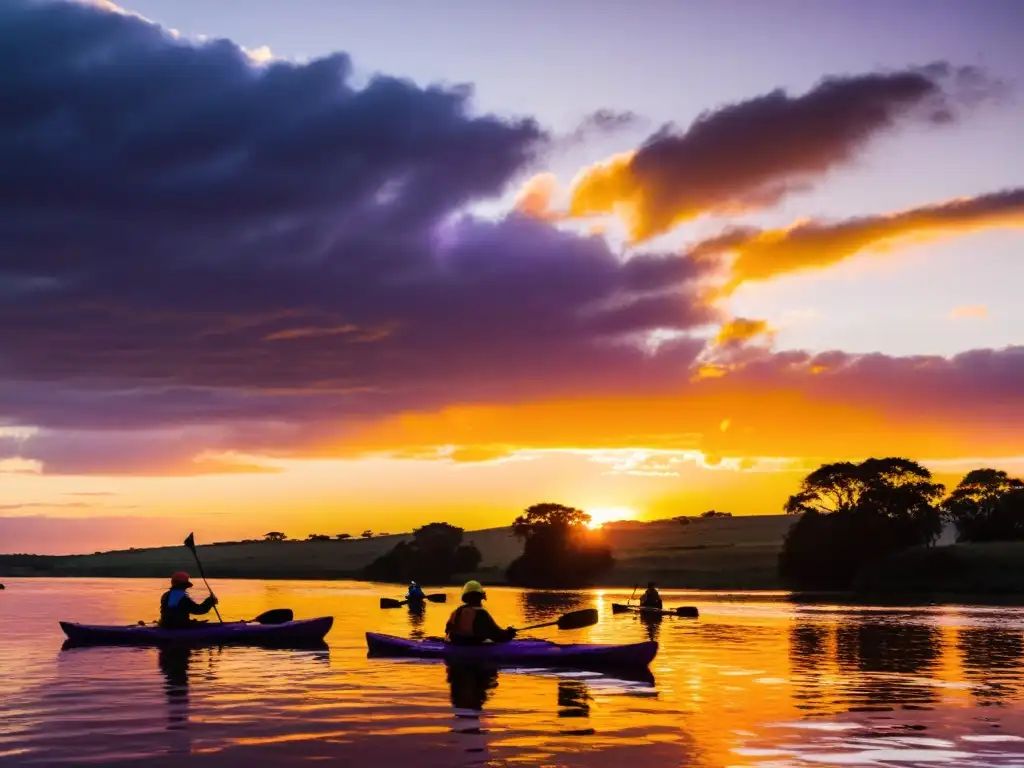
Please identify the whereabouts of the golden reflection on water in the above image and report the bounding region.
[1,578,1024,766]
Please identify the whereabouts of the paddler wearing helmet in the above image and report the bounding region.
[159,571,219,629]
[445,581,516,645]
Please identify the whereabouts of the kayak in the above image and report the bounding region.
[366,632,658,668]
[611,603,699,618]
[60,616,333,647]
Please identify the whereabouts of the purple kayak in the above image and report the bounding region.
[60,616,333,647]
[365,632,657,668]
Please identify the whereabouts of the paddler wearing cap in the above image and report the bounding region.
[159,571,219,629]
[445,581,516,645]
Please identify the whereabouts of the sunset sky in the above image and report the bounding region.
[2,0,1023,554]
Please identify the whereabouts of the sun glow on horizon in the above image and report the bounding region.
[585,505,638,529]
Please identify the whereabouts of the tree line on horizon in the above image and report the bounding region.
[359,502,615,588]
[779,458,1024,589]
[262,530,385,542]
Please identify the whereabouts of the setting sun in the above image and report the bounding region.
[585,506,638,529]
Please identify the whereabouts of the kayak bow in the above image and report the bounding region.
[366,632,657,668]
[60,616,333,648]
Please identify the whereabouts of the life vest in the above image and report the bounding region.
[448,605,479,638]
[160,588,192,628]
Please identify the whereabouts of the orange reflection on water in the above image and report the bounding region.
[1,579,1024,766]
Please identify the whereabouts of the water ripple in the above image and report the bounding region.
[1,580,1024,765]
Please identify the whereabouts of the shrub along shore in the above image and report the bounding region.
[5,512,1024,598]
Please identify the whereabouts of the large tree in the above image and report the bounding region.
[361,522,482,584]
[945,469,1024,542]
[507,503,613,588]
[512,503,591,540]
[779,458,945,589]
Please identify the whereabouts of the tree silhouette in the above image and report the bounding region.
[779,458,945,589]
[263,531,287,542]
[361,522,481,583]
[512,503,591,540]
[361,530,374,539]
[507,502,613,588]
[335,533,352,541]
[945,469,1024,542]
[307,534,330,542]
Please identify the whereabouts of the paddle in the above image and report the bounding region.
[136,609,293,627]
[380,594,447,609]
[183,532,223,623]
[626,583,638,606]
[514,608,599,632]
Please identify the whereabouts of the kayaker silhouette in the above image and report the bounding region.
[159,572,219,629]
[640,582,662,610]
[406,581,426,602]
[445,581,516,645]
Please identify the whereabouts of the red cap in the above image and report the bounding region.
[171,571,193,588]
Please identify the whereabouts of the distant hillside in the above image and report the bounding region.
[0,514,799,588]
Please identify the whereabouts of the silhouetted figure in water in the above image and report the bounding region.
[640,610,662,643]
[158,645,192,759]
[447,664,498,765]
[447,664,499,712]
[407,599,426,638]
[640,582,662,610]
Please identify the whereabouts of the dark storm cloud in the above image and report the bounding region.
[0,2,1017,477]
[0,0,715,473]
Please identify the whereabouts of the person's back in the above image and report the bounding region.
[446,581,516,645]
[640,582,662,610]
[159,572,218,629]
[407,582,425,601]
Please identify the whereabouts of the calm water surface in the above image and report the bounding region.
[2,579,1024,766]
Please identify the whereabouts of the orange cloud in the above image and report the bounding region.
[694,188,1024,291]
[339,346,1024,466]
[514,172,559,218]
[950,304,988,320]
[714,318,773,346]
[562,65,997,241]
[566,151,637,223]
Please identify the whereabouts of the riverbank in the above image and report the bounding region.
[0,514,795,588]
[9,515,1023,595]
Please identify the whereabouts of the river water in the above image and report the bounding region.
[1,579,1023,766]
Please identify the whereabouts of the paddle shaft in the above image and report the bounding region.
[514,608,598,632]
[515,619,561,631]
[627,584,638,605]
[186,544,223,623]
[381,593,445,608]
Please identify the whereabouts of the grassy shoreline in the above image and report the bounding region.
[1,515,794,588]
[6,514,1024,598]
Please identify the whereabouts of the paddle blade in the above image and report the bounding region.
[611,603,630,614]
[184,532,196,551]
[675,606,699,618]
[426,593,447,603]
[255,609,294,625]
[380,598,403,609]
[556,608,599,630]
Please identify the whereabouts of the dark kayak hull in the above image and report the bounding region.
[60,616,333,647]
[611,603,699,618]
[366,632,657,668]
